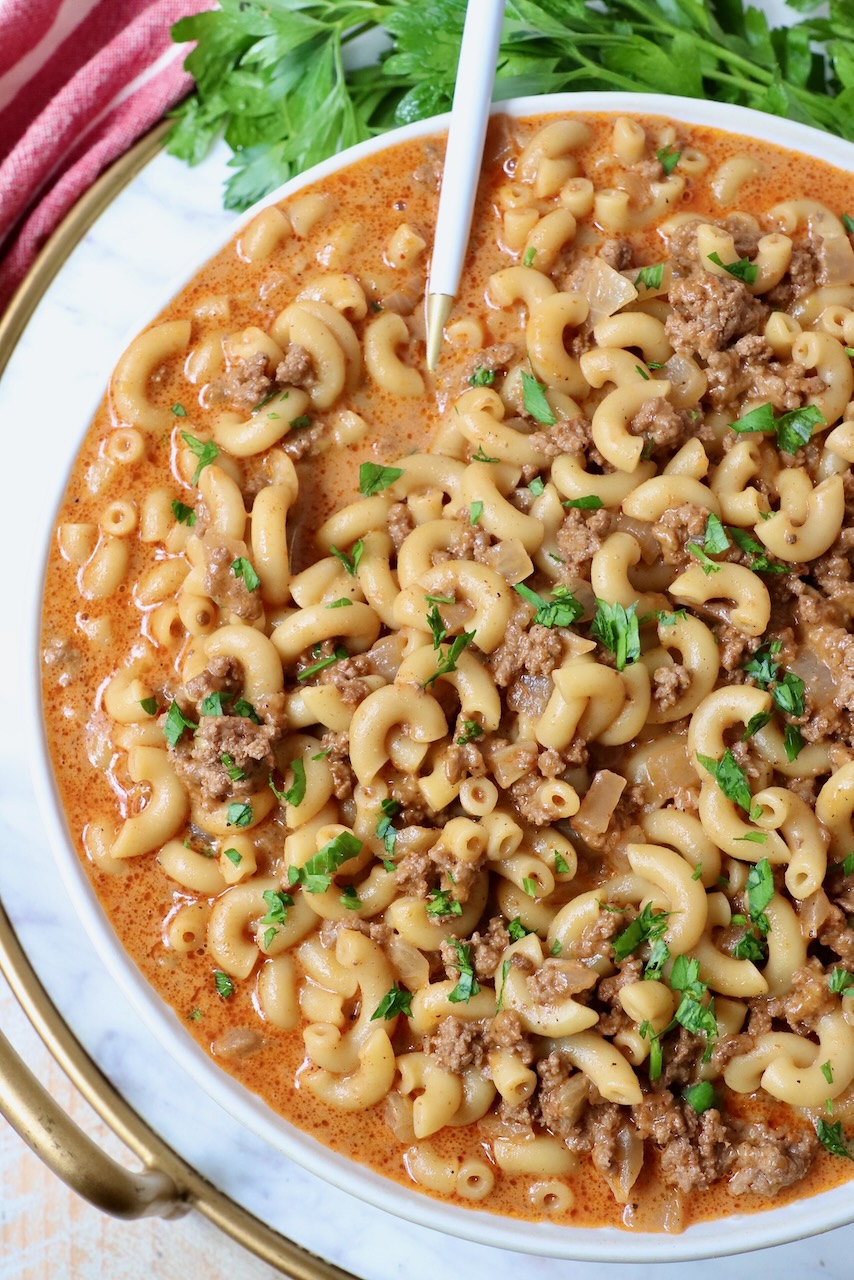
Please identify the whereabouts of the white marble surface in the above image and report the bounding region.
[2,105,854,1280]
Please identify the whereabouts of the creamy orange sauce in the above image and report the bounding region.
[41,113,854,1231]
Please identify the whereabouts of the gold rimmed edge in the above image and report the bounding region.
[0,125,356,1280]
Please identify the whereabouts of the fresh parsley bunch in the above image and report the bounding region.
[167,0,854,211]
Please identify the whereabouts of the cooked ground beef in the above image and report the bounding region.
[488,616,563,688]
[766,959,837,1033]
[170,714,278,802]
[658,1107,734,1194]
[526,957,597,1003]
[628,396,692,452]
[387,501,414,552]
[184,655,242,708]
[528,414,593,459]
[276,342,313,387]
[202,539,263,622]
[652,502,707,565]
[652,663,691,712]
[459,342,516,389]
[318,729,355,800]
[665,271,766,360]
[556,506,612,578]
[424,1017,486,1072]
[571,909,622,963]
[727,1122,819,1197]
[206,351,270,413]
[598,238,633,271]
[485,1009,534,1062]
[704,334,826,414]
[467,917,511,981]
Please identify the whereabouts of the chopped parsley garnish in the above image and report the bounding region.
[670,955,718,1042]
[683,1080,718,1114]
[707,250,758,286]
[187,1008,202,1021]
[562,495,603,510]
[784,723,805,762]
[613,902,670,963]
[841,853,854,876]
[214,970,234,999]
[634,263,665,290]
[221,752,245,782]
[522,245,537,267]
[327,597,353,608]
[692,862,703,881]
[829,967,854,997]
[290,414,312,430]
[200,691,226,716]
[744,641,782,687]
[507,917,534,942]
[329,541,364,576]
[447,940,481,1004]
[726,526,787,575]
[359,462,404,496]
[687,512,728,574]
[171,403,187,417]
[469,366,495,387]
[180,431,219,485]
[426,889,463,918]
[656,609,686,627]
[163,700,197,748]
[816,1118,854,1161]
[495,958,512,1012]
[230,556,261,591]
[287,831,362,893]
[297,644,348,683]
[426,602,448,649]
[270,758,306,807]
[696,749,762,821]
[470,500,484,525]
[771,670,805,717]
[371,982,413,1020]
[171,500,196,526]
[745,859,774,935]
[529,476,545,497]
[730,402,825,454]
[554,850,570,875]
[732,931,766,962]
[639,1020,663,1081]
[139,696,158,716]
[514,582,583,628]
[223,848,242,866]
[261,889,293,941]
[472,446,498,463]
[423,631,476,688]
[521,370,556,426]
[522,877,538,897]
[734,831,768,844]
[339,884,361,910]
[822,1061,834,1085]
[376,798,401,858]
[656,145,681,175]
[226,801,253,828]
[232,697,261,723]
[456,720,483,746]
[636,364,650,380]
[843,214,854,235]
[644,936,670,981]
[590,599,640,671]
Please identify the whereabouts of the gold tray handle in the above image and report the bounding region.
[0,1022,185,1219]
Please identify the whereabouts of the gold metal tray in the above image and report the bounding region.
[0,123,354,1280]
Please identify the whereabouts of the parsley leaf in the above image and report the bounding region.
[590,600,640,671]
[529,476,545,497]
[744,642,782,687]
[683,1081,718,1114]
[371,982,412,1021]
[171,500,196,526]
[446,940,481,1004]
[514,582,583,629]
[261,889,293,932]
[359,462,404,496]
[226,801,253,828]
[634,263,664,290]
[707,250,758,286]
[521,370,556,425]
[330,541,364,576]
[727,526,786,575]
[562,495,603,510]
[287,831,362,894]
[223,848,242,867]
[232,697,260,724]
[828,967,854,997]
[816,1119,854,1161]
[376,797,401,859]
[472,446,498,463]
[171,403,187,417]
[230,556,261,591]
[522,245,537,267]
[426,889,462,919]
[843,214,854,236]
[507,917,534,942]
[469,366,495,387]
[613,902,670,963]
[730,402,825,453]
[656,145,681,175]
[139,696,158,716]
[495,958,512,1012]
[470,500,483,525]
[656,609,686,627]
[423,631,476,688]
[221,752,245,782]
[746,859,774,935]
[297,644,348,683]
[214,970,234,999]
[696,749,762,821]
[180,431,219,485]
[426,601,448,650]
[163,700,197,749]
[270,758,306,807]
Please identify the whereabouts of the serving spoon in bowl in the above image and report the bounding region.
[425,0,506,370]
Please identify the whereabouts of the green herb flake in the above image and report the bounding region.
[426,889,462,918]
[187,1007,201,1021]
[841,853,854,877]
[371,981,412,1021]
[529,476,545,497]
[522,877,538,898]
[376,798,401,858]
[656,609,686,627]
[270,757,306,808]
[447,940,481,1004]
[171,403,187,417]
[221,752,245,782]
[423,631,476,688]
[829,967,854,997]
[634,263,665,291]
[472,446,498,463]
[470,500,484,525]
[508,917,534,941]
[495,958,512,1012]
[261,889,293,932]
[139,696,158,716]
[339,884,361,910]
[522,246,537,267]
[297,644,348,683]
[514,581,583,629]
[613,902,670,962]
[590,599,640,671]
[223,848,242,867]
[822,1060,834,1085]
[636,364,650,380]
[683,1080,718,1114]
[521,370,556,426]
[327,597,353,609]
[707,250,758,286]
[729,402,825,453]
[330,541,364,576]
[226,801,253,828]
[171,500,196,526]
[290,414,312,430]
[732,931,766,962]
[843,214,854,236]
[562,495,603,510]
[287,831,362,894]
[697,749,762,822]
[163,700,197,749]
[469,367,495,387]
[232,697,261,724]
[554,851,570,875]
[784,723,805,762]
[639,1020,663,1081]
[734,831,768,844]
[746,858,774,935]
[230,556,261,591]
[656,146,681,175]
[180,431,219,485]
[359,462,404,496]
[214,970,234,999]
[816,1118,854,1161]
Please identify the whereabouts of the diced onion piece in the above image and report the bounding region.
[573,769,627,838]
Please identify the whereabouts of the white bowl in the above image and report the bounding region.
[31,91,854,1261]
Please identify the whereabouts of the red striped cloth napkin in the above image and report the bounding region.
[0,0,215,310]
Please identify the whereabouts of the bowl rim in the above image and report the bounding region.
[30,90,854,1261]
